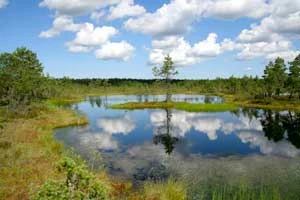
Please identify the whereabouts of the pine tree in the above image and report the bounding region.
[152,55,178,102]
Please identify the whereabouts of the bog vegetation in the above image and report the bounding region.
[1,48,299,114]
[0,47,299,199]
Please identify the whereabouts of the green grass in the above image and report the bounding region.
[222,94,300,111]
[189,180,281,200]
[0,104,91,199]
[110,101,238,112]
[48,84,300,112]
[142,179,187,200]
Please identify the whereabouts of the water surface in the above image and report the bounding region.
[55,94,300,184]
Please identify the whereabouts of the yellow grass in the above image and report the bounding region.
[0,105,88,200]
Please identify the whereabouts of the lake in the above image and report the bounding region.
[54,94,300,196]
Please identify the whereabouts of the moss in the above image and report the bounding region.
[110,102,238,112]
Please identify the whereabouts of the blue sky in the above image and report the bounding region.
[0,0,299,79]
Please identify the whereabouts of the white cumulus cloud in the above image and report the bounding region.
[95,41,135,61]
[231,0,300,61]
[149,33,225,66]
[39,15,83,38]
[206,0,270,19]
[124,0,207,37]
[107,0,146,20]
[124,0,271,37]
[39,0,120,16]
[66,23,118,53]
[38,0,300,65]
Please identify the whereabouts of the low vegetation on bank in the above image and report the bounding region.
[223,94,300,111]
[110,102,238,112]
[0,104,87,199]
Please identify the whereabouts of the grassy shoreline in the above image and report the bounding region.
[221,94,300,111]
[51,88,300,111]
[0,104,89,199]
[0,103,186,200]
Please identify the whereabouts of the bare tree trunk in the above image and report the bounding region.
[166,74,171,102]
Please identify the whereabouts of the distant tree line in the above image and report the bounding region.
[0,47,299,113]
[56,55,300,100]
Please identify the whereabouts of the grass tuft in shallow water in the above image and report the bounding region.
[142,179,187,200]
[188,178,282,200]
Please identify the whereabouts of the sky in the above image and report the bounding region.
[0,0,299,79]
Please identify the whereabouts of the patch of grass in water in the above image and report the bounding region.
[174,102,238,112]
[110,101,238,112]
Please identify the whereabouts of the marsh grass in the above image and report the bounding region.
[0,104,88,199]
[222,94,300,111]
[188,180,281,200]
[142,179,187,200]
[110,102,238,112]
[50,84,300,111]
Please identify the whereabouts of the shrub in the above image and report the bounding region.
[33,157,110,200]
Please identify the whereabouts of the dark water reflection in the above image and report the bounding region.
[86,94,223,107]
[55,95,300,182]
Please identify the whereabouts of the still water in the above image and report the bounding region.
[55,95,300,185]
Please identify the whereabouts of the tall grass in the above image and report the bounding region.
[0,104,88,199]
[142,179,187,200]
[188,178,282,200]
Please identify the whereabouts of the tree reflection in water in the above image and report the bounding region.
[241,108,300,149]
[153,109,179,155]
[153,108,300,155]
[261,110,300,148]
[88,96,102,108]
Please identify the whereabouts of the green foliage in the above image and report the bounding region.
[153,55,178,79]
[33,157,110,200]
[153,55,178,102]
[188,178,281,200]
[0,47,53,112]
[286,54,300,98]
[263,58,287,97]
